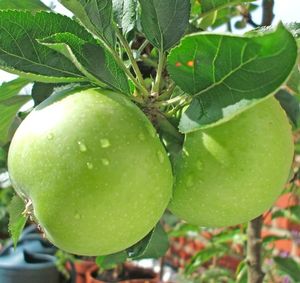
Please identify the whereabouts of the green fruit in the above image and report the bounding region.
[169,97,294,227]
[8,88,173,256]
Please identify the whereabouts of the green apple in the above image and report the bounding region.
[169,97,294,227]
[8,88,173,256]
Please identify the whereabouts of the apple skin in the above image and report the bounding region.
[169,97,294,227]
[8,88,173,256]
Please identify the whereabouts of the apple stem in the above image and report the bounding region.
[246,215,265,283]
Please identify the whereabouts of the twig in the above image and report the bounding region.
[247,215,265,283]
[262,0,275,26]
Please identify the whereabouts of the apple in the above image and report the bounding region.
[8,88,173,256]
[169,97,294,227]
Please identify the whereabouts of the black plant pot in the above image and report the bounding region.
[0,225,60,283]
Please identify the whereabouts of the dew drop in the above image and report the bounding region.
[75,213,81,220]
[77,141,87,152]
[101,158,110,166]
[47,133,54,140]
[157,151,165,163]
[138,133,145,141]
[87,162,94,170]
[100,139,111,148]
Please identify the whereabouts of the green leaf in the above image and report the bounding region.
[138,0,190,51]
[8,194,28,248]
[274,257,300,281]
[112,0,138,36]
[275,90,300,127]
[200,0,254,17]
[236,263,247,283]
[0,147,6,161]
[198,11,218,30]
[262,235,287,246]
[59,0,115,47]
[212,228,242,244]
[286,36,300,95]
[132,223,169,260]
[0,147,7,168]
[0,10,97,83]
[167,23,298,133]
[96,224,169,269]
[200,267,233,281]
[0,78,31,146]
[168,223,200,237]
[126,223,169,260]
[185,244,227,275]
[272,206,300,223]
[0,0,49,10]
[96,250,127,270]
[39,33,130,94]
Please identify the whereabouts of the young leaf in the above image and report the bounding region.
[39,32,130,94]
[167,23,297,133]
[138,0,190,51]
[125,223,169,260]
[0,0,49,10]
[8,194,28,248]
[59,0,115,47]
[0,78,31,146]
[132,223,169,260]
[200,0,254,17]
[112,0,138,36]
[0,11,96,83]
[185,244,227,275]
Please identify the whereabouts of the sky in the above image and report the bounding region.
[0,0,299,84]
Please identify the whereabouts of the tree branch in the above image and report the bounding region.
[262,0,275,26]
[247,215,265,283]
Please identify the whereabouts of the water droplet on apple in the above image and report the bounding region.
[157,151,165,163]
[138,133,145,141]
[47,133,54,140]
[77,141,87,152]
[87,162,93,169]
[75,213,81,220]
[100,139,111,148]
[101,158,110,166]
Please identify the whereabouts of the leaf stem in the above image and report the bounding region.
[137,39,149,57]
[158,82,176,101]
[156,95,190,107]
[152,49,166,94]
[114,27,148,94]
